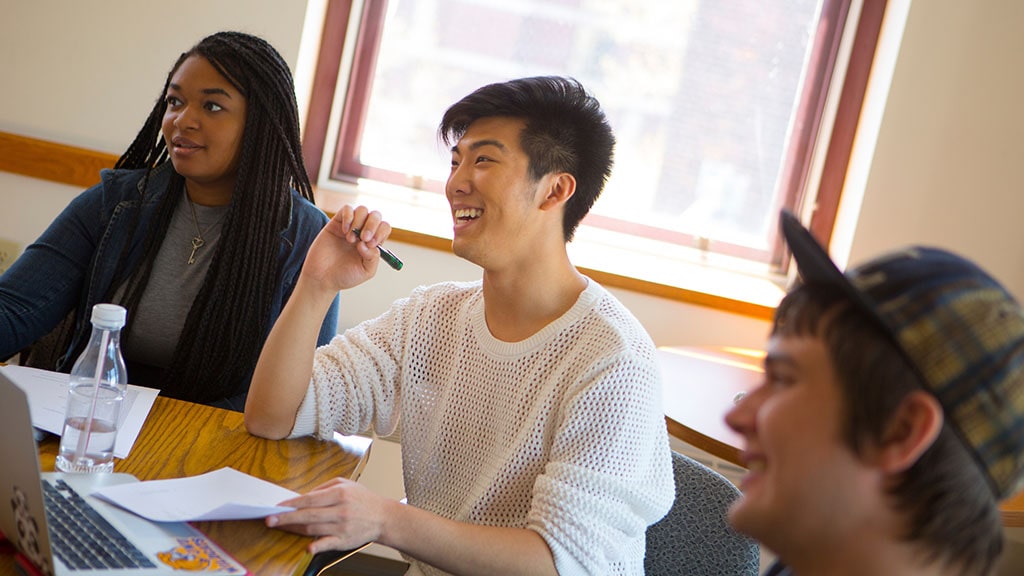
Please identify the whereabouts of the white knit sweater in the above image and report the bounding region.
[292,279,674,575]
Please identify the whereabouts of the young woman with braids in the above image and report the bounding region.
[0,31,339,410]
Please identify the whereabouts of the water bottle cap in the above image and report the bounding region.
[91,303,127,328]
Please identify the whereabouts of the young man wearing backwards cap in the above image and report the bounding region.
[725,211,1024,576]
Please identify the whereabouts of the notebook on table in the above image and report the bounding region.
[0,371,250,576]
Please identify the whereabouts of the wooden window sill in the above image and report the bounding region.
[0,130,782,320]
[314,181,783,320]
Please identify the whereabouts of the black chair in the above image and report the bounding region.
[644,451,760,575]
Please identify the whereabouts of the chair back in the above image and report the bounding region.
[645,451,759,576]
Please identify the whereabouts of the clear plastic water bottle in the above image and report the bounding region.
[55,303,128,473]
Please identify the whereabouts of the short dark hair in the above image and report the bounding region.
[772,284,1002,576]
[105,31,312,403]
[439,76,615,242]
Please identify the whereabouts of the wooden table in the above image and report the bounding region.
[657,345,1024,528]
[659,346,764,468]
[2,396,371,575]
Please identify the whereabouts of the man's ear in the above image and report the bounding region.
[538,172,576,211]
[872,390,944,474]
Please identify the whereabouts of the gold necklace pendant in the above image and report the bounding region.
[188,236,205,265]
[187,193,206,265]
[184,190,228,265]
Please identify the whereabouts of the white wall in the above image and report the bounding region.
[3,0,1024,351]
[839,0,1024,294]
[0,0,308,152]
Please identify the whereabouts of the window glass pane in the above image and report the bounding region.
[346,0,823,258]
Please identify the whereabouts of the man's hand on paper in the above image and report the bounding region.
[266,476,395,554]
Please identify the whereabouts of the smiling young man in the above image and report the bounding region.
[725,211,1024,576]
[245,77,674,576]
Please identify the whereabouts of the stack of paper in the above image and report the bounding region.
[0,364,159,459]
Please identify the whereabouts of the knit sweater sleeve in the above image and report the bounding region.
[527,345,674,575]
[297,286,427,440]
[286,291,413,438]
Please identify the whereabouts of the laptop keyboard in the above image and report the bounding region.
[43,479,157,571]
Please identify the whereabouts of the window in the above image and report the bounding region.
[302,0,886,312]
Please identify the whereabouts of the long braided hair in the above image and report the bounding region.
[107,31,314,403]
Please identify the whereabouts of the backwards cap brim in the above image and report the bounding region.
[779,210,883,322]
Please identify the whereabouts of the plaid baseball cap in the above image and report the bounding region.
[780,210,1024,500]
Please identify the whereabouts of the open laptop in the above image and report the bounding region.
[0,371,250,576]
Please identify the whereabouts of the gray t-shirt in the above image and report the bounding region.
[120,195,229,369]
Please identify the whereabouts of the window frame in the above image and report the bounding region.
[301,0,888,316]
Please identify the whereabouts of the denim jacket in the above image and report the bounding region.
[0,164,339,394]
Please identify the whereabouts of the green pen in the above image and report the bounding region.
[352,228,403,270]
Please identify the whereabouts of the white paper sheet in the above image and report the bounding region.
[0,364,159,458]
[93,467,298,522]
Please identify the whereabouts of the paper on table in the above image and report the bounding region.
[0,364,159,459]
[93,467,298,522]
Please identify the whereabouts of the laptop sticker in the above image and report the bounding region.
[11,485,53,576]
[157,537,243,572]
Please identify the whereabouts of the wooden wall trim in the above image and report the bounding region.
[385,228,774,320]
[0,130,774,320]
[0,131,117,189]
